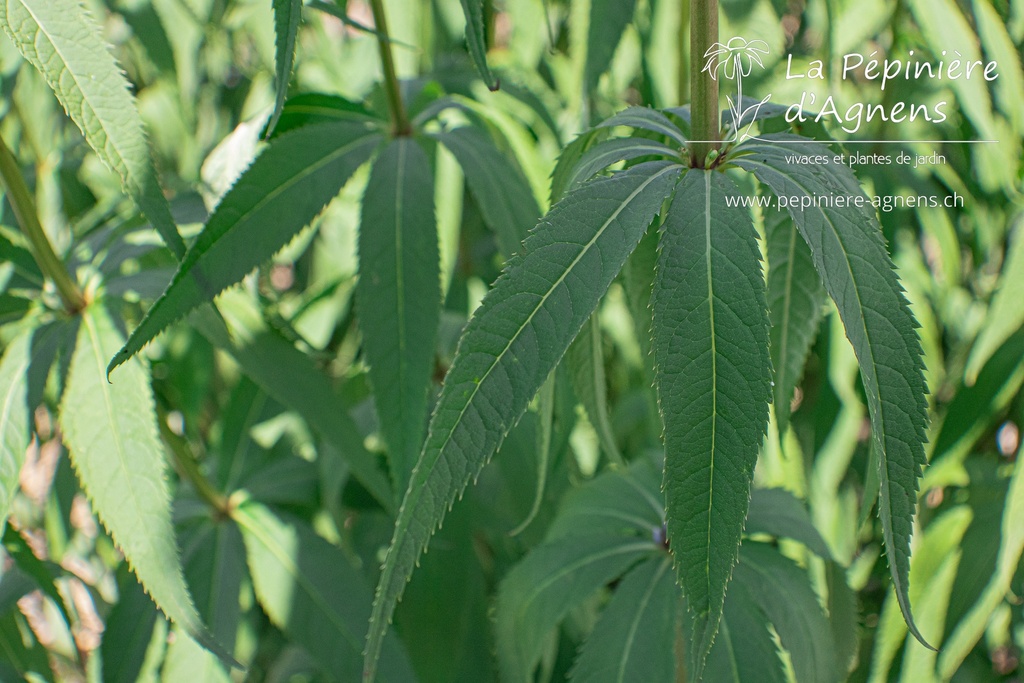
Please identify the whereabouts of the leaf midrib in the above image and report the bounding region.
[617,558,670,683]
[392,141,409,458]
[702,170,718,615]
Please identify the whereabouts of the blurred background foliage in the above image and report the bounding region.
[0,0,1023,681]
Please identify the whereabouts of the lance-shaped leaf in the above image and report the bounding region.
[733,134,929,646]
[703,569,786,683]
[0,0,185,258]
[358,138,440,495]
[569,556,677,683]
[651,169,772,677]
[567,316,624,467]
[363,161,682,681]
[269,0,302,136]
[235,501,416,682]
[966,220,1024,384]
[562,137,680,197]
[495,534,657,682]
[585,0,637,92]
[431,126,540,257]
[0,329,32,530]
[746,488,832,560]
[598,107,689,148]
[458,0,497,89]
[59,305,229,663]
[108,122,382,376]
[765,202,825,432]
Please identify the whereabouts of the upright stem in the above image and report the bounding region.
[689,0,720,167]
[0,134,86,313]
[369,0,411,136]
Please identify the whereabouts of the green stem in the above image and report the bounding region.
[158,413,230,516]
[689,0,720,167]
[0,134,86,313]
[369,0,411,136]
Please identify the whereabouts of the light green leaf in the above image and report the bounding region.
[0,0,186,258]
[431,126,540,257]
[59,305,229,663]
[358,138,439,495]
[938,451,1024,678]
[269,0,302,136]
[652,169,772,676]
[161,628,231,683]
[108,122,382,376]
[765,202,825,432]
[965,220,1024,384]
[736,543,841,683]
[746,488,833,560]
[458,0,497,89]
[496,534,657,683]
[569,556,677,683]
[0,328,32,531]
[234,501,416,683]
[562,137,680,197]
[973,0,1024,133]
[734,134,929,647]
[567,316,624,467]
[364,161,682,681]
[191,299,395,512]
[585,0,637,92]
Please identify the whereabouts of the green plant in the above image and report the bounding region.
[1,0,1022,681]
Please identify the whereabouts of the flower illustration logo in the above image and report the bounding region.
[702,37,771,142]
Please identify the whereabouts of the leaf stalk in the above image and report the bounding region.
[0,133,86,313]
[369,0,412,136]
[689,0,720,167]
[158,413,231,517]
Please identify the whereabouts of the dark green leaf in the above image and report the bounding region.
[459,0,498,89]
[703,574,786,683]
[364,161,681,680]
[102,563,160,683]
[765,202,825,432]
[734,134,929,646]
[108,122,382,376]
[0,0,186,258]
[599,107,688,147]
[746,488,833,560]
[567,316,624,467]
[1,526,70,627]
[432,126,541,257]
[60,305,229,663]
[268,93,381,138]
[569,556,677,683]
[585,0,637,92]
[269,0,302,137]
[735,543,841,683]
[496,534,657,682]
[826,559,860,675]
[563,137,679,197]
[234,501,416,683]
[652,169,772,676]
[358,139,440,494]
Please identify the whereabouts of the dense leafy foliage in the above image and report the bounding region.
[0,1,1022,682]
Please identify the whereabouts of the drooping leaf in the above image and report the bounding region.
[598,107,689,147]
[59,304,229,662]
[495,534,657,682]
[358,138,440,495]
[0,0,186,258]
[431,126,540,257]
[108,122,382,376]
[0,328,32,530]
[191,299,395,512]
[550,130,608,204]
[651,169,772,676]
[234,501,416,683]
[585,0,638,92]
[765,202,825,432]
[364,161,682,681]
[545,459,664,541]
[269,0,303,137]
[560,137,679,197]
[102,563,161,683]
[510,371,556,536]
[746,488,833,560]
[735,543,841,683]
[567,316,624,467]
[733,134,929,646]
[458,0,498,89]
[973,0,1024,132]
[569,556,677,683]
[965,220,1024,384]
[268,93,381,138]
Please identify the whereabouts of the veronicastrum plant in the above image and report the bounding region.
[361,1,930,681]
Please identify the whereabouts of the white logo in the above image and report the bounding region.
[702,37,772,143]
